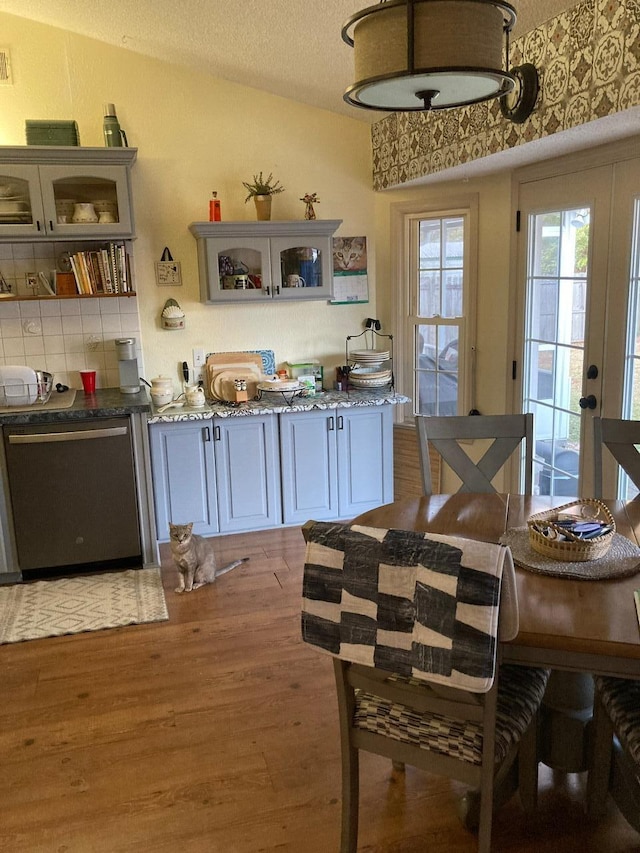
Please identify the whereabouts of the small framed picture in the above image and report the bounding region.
[155,260,182,286]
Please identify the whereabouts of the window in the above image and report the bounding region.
[392,199,476,422]
[414,215,465,416]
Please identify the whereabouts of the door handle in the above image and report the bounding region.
[8,426,127,443]
[579,394,597,409]
[213,425,221,441]
[328,416,334,430]
[337,416,344,430]
[203,426,211,442]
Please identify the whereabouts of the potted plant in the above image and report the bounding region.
[242,172,285,221]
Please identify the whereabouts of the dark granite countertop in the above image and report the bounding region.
[0,388,151,425]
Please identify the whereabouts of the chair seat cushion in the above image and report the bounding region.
[594,675,640,767]
[353,665,549,766]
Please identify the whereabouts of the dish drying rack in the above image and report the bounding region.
[345,326,394,391]
[0,379,52,408]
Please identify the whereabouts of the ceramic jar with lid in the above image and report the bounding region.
[150,375,174,406]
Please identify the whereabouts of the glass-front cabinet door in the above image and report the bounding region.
[39,165,134,237]
[0,165,45,238]
[202,236,272,302]
[271,236,333,300]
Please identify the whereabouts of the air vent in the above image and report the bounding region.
[0,49,13,84]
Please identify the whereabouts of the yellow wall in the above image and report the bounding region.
[375,172,514,414]
[0,12,375,384]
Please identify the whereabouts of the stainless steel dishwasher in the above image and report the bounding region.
[3,417,141,578]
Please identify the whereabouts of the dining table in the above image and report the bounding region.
[352,492,640,819]
[354,492,640,679]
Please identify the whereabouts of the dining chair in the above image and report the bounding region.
[415,413,534,495]
[586,675,640,832]
[593,416,640,499]
[301,520,549,853]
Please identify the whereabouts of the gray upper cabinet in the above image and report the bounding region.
[0,146,137,240]
[189,219,342,303]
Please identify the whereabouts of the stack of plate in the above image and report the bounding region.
[350,349,390,366]
[25,120,80,146]
[349,349,392,388]
[0,195,30,223]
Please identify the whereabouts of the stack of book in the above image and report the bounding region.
[68,243,131,295]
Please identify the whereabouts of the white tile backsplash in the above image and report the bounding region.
[0,241,143,390]
[0,293,143,390]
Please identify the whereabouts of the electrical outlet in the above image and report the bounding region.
[25,272,38,294]
[193,347,206,382]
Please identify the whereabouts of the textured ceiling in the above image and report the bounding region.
[2,0,581,121]
[3,1,635,181]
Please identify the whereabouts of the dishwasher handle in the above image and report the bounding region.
[8,426,128,444]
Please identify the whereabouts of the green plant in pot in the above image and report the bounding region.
[242,172,285,221]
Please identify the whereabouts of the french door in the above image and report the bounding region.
[515,152,640,498]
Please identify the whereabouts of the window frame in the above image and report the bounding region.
[391,195,479,425]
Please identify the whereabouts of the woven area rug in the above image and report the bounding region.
[0,568,168,644]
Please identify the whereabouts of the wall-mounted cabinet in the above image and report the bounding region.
[0,146,137,240]
[189,219,342,303]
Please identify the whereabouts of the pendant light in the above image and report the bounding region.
[342,0,536,117]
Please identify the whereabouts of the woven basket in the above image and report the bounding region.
[527,499,616,562]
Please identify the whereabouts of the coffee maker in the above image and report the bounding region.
[115,338,140,394]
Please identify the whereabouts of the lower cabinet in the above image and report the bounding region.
[150,405,393,540]
[149,415,280,539]
[150,420,218,538]
[280,405,394,524]
[213,415,282,533]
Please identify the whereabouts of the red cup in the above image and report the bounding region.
[80,370,96,394]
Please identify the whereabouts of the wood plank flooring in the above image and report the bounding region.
[0,527,637,852]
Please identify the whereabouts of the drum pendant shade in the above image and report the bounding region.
[342,0,518,112]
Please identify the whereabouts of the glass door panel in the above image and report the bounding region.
[524,209,588,496]
[517,157,640,499]
[517,165,612,498]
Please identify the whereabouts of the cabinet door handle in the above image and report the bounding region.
[275,286,280,295]
[328,416,334,430]
[214,425,221,441]
[265,286,270,296]
[203,426,211,442]
[337,416,344,430]
[49,220,54,231]
[36,220,41,232]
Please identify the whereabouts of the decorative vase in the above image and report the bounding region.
[253,194,272,221]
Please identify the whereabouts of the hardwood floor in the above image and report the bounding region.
[0,526,637,852]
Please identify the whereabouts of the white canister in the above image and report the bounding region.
[150,375,174,406]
